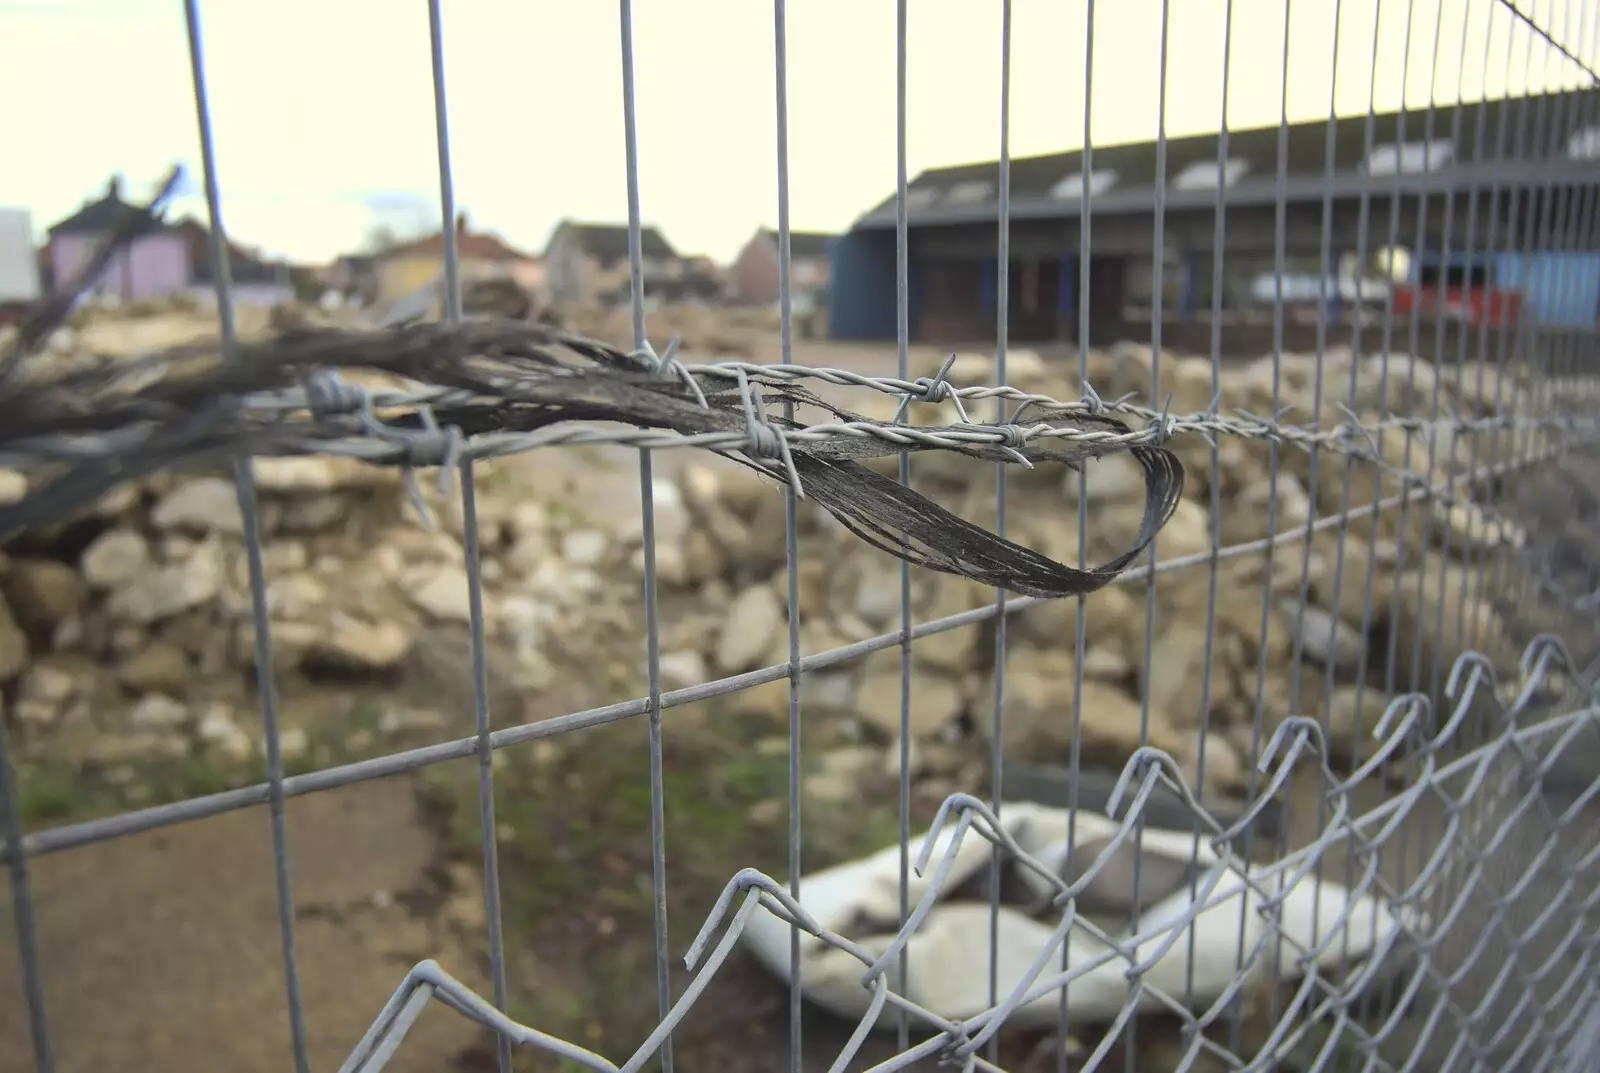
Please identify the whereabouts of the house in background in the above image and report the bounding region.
[46,176,190,304]
[542,220,681,305]
[44,177,294,309]
[728,227,836,305]
[0,208,42,310]
[326,254,379,305]
[370,213,544,305]
[649,254,725,303]
[172,217,295,309]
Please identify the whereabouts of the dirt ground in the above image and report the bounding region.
[0,775,492,1073]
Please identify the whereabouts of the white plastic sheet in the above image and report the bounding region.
[740,802,1409,1031]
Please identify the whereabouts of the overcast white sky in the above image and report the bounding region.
[1,0,1587,266]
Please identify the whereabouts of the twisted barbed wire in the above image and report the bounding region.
[0,319,1591,586]
[328,636,1600,1073]
[2,325,1594,471]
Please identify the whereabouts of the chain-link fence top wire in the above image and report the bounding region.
[3,0,1600,1071]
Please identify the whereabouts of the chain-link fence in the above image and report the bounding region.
[3,0,1600,1071]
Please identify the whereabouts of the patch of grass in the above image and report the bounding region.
[15,750,260,828]
[15,759,84,825]
[14,693,395,830]
[417,704,918,1068]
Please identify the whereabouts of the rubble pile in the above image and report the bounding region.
[0,302,1567,815]
[0,454,655,780]
[0,301,651,791]
[663,342,1553,804]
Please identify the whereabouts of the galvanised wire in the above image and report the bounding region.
[1,353,1594,488]
[180,3,311,1072]
[893,0,915,1053]
[613,2,677,1066]
[0,428,1577,863]
[327,638,1600,1073]
[419,9,513,1073]
[2,1,1599,1072]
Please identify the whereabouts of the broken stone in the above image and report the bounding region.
[3,559,87,634]
[715,584,783,674]
[152,476,245,534]
[117,641,193,695]
[407,563,474,622]
[107,544,223,624]
[81,528,152,589]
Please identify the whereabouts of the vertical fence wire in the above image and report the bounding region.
[421,9,513,1073]
[1409,4,1481,1064]
[1507,4,1551,649]
[180,5,311,1072]
[1061,3,1097,1063]
[1380,0,1443,1041]
[1501,9,1600,1061]
[768,3,806,1069]
[0,639,48,1073]
[1487,6,1541,665]
[8,2,1600,1072]
[1356,23,1418,1058]
[1326,10,1398,1061]
[1286,0,1348,1066]
[1256,0,1300,1049]
[893,0,915,1056]
[1130,1,1173,1067]
[1184,0,1237,1057]
[987,5,1014,1069]
[614,3,675,1068]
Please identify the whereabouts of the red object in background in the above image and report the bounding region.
[1392,285,1521,328]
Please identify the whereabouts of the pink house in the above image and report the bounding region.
[46,176,192,303]
[45,177,294,308]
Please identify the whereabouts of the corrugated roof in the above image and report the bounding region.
[853,88,1600,228]
[758,228,837,261]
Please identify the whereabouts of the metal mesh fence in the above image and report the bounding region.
[3,0,1600,1071]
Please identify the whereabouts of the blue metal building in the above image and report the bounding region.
[828,87,1600,346]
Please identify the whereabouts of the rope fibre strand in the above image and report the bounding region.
[0,319,1190,600]
[0,316,1580,596]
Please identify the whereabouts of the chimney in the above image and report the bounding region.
[455,210,468,236]
[106,174,123,201]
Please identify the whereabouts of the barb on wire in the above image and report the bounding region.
[4,316,1597,572]
[0,320,1187,600]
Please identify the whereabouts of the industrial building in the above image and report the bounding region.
[827,88,1600,351]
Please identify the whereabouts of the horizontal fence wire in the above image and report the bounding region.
[327,647,1600,1073]
[3,0,1600,1072]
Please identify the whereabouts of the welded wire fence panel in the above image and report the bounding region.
[2,0,1600,1072]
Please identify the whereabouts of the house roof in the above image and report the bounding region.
[48,176,175,236]
[174,217,282,286]
[853,87,1600,229]
[757,228,837,261]
[551,220,677,262]
[381,215,537,264]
